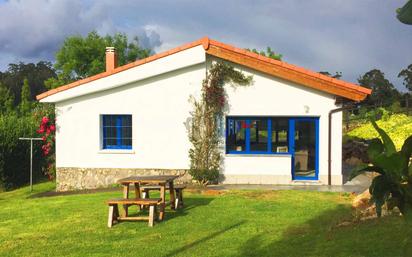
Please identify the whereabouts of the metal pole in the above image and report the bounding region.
[30,139,33,192]
[18,137,42,193]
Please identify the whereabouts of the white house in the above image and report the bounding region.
[37,37,371,191]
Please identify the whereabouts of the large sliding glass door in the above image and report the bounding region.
[226,116,319,181]
[289,118,319,180]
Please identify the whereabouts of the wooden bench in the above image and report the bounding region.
[140,184,186,209]
[107,198,161,227]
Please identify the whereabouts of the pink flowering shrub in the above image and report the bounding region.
[37,116,56,180]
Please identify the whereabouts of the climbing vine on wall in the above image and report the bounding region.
[188,62,253,185]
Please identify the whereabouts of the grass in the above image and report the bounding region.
[1,183,412,257]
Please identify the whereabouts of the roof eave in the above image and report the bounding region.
[37,36,371,103]
[205,41,370,102]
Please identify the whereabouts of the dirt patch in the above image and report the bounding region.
[184,187,226,196]
[234,190,279,201]
[202,189,225,196]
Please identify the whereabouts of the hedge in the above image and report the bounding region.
[0,114,45,190]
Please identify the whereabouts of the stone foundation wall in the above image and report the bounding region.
[56,167,191,192]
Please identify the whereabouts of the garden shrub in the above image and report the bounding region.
[0,103,54,190]
[0,114,43,190]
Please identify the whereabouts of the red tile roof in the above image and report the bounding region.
[36,37,371,101]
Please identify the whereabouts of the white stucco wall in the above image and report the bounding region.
[55,63,204,169]
[49,50,344,185]
[208,57,343,185]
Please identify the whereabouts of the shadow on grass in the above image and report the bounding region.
[27,187,119,198]
[111,197,217,225]
[237,204,411,257]
[163,196,216,222]
[164,221,246,257]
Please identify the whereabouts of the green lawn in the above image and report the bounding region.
[0,183,411,257]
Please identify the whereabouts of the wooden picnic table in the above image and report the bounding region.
[117,175,179,221]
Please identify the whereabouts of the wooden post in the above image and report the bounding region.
[134,182,141,198]
[148,205,155,227]
[175,193,180,209]
[114,204,119,220]
[122,184,130,217]
[134,182,141,211]
[169,181,176,210]
[159,183,166,221]
[175,189,183,209]
[108,205,114,228]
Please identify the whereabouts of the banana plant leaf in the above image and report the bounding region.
[401,135,412,158]
[401,136,412,176]
[371,120,396,156]
[367,138,384,160]
[372,153,407,180]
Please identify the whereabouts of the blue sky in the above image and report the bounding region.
[0,0,411,91]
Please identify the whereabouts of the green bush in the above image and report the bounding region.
[0,114,44,190]
[188,168,220,186]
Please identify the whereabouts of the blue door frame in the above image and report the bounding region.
[289,118,319,180]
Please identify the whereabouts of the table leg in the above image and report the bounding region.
[134,182,141,198]
[122,184,129,217]
[169,181,176,210]
[159,183,166,221]
[134,182,141,210]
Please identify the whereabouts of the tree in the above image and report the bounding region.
[358,69,399,107]
[46,31,153,89]
[399,64,412,92]
[0,61,56,106]
[246,47,282,61]
[19,78,31,114]
[0,83,14,114]
[397,0,412,25]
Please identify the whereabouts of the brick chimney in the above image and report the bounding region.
[105,47,117,72]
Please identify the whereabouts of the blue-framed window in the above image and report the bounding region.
[226,117,289,154]
[102,115,132,149]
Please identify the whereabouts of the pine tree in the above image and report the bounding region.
[0,83,14,114]
[19,78,31,114]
